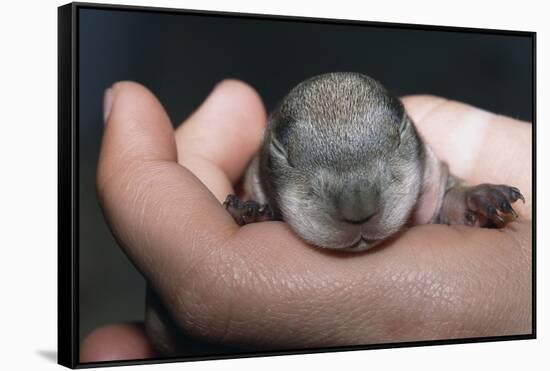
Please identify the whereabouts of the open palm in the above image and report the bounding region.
[82,80,532,361]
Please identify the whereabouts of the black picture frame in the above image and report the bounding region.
[58,2,536,368]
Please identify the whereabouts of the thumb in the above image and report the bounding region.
[96,81,237,314]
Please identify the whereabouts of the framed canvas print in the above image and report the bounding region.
[58,2,536,368]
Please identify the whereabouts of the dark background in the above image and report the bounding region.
[78,6,533,344]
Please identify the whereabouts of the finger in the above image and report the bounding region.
[175,80,267,200]
[97,81,238,313]
[80,323,156,362]
[402,95,532,209]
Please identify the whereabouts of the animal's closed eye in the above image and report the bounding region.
[271,137,295,168]
[399,115,408,133]
[271,137,286,155]
[399,115,411,137]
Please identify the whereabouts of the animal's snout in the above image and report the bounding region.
[337,185,379,225]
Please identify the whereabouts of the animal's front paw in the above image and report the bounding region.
[463,184,524,227]
[223,194,277,226]
[438,184,524,228]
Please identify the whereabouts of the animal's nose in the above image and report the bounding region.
[337,186,379,224]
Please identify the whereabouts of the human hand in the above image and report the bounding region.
[83,80,531,362]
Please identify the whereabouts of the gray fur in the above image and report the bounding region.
[245,72,430,251]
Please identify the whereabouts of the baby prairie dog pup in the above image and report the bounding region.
[224,72,524,251]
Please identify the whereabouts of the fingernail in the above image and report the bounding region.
[103,87,114,124]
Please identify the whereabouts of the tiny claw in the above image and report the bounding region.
[510,188,525,203]
[499,200,518,218]
[486,205,504,224]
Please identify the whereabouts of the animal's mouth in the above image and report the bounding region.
[343,236,379,251]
